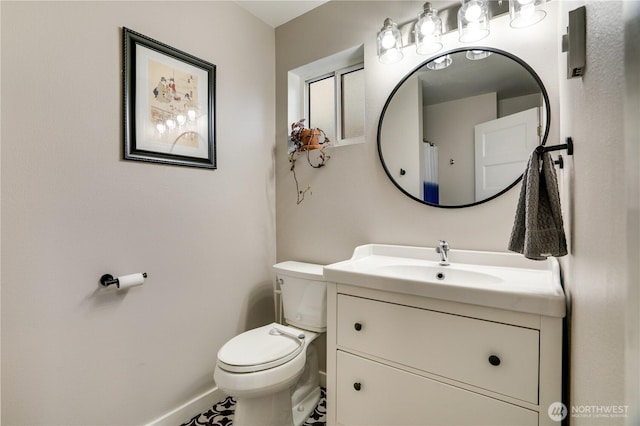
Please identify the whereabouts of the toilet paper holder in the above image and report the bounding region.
[100,272,147,288]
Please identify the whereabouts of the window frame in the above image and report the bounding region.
[305,62,365,147]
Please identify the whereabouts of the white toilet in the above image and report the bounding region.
[214,261,326,426]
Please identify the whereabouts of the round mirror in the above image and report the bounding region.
[377,48,550,208]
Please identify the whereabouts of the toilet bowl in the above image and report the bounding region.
[214,323,316,397]
[214,261,326,426]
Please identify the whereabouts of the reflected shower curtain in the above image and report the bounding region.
[422,142,439,204]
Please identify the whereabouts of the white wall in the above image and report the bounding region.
[1,2,276,425]
[425,92,496,206]
[275,0,560,389]
[0,2,3,421]
[624,3,640,423]
[275,0,560,262]
[379,74,422,199]
[2,1,637,424]
[557,1,635,422]
[276,0,638,422]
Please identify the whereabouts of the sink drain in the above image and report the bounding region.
[436,272,445,280]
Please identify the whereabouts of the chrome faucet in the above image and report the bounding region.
[436,240,449,266]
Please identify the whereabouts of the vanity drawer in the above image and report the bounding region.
[336,351,538,426]
[337,294,540,404]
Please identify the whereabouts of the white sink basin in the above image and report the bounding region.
[323,244,566,317]
[373,264,502,287]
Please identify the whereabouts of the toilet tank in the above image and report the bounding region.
[273,261,326,332]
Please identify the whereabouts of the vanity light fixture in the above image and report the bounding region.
[509,0,547,28]
[377,18,404,64]
[377,0,548,64]
[458,0,490,42]
[426,54,452,70]
[415,2,443,55]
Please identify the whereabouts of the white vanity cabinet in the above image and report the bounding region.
[326,284,563,426]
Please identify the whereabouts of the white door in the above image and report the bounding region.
[474,107,540,201]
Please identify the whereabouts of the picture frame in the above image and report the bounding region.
[123,27,216,169]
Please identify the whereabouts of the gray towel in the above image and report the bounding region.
[508,151,567,260]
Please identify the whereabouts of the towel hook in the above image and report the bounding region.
[536,137,574,169]
[536,137,574,156]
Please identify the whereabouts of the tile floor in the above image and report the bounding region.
[180,388,326,426]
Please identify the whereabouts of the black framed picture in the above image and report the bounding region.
[123,27,216,169]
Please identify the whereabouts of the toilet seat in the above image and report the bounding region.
[217,323,306,373]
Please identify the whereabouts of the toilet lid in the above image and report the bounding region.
[217,323,305,373]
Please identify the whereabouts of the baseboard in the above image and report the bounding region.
[145,386,226,426]
[147,372,326,426]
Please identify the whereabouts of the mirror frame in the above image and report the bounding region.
[377,47,551,208]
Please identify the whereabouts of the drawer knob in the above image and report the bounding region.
[488,355,501,366]
[353,382,362,391]
[354,322,362,331]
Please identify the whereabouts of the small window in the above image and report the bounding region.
[340,66,365,141]
[306,63,365,146]
[308,74,336,142]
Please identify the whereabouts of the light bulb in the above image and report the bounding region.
[177,114,186,126]
[166,119,176,130]
[426,54,452,70]
[381,31,397,49]
[420,19,436,36]
[188,110,196,121]
[510,0,546,28]
[466,49,491,60]
[458,0,489,42]
[378,18,403,64]
[380,49,403,64]
[415,3,443,55]
[465,3,482,21]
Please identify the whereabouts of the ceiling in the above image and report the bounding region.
[234,1,330,28]
[419,50,543,106]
